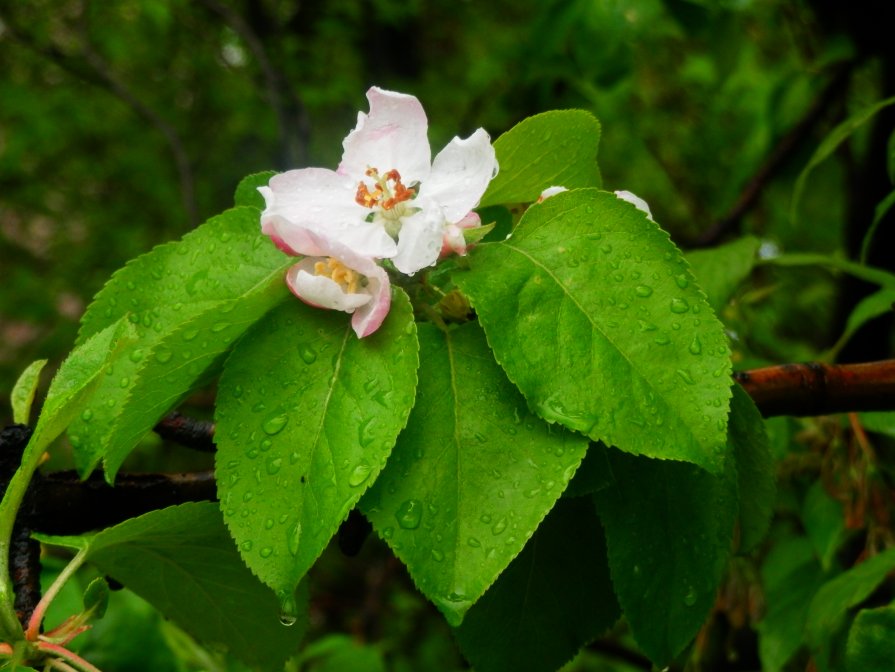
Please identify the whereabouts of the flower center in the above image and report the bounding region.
[355,167,417,212]
[314,258,364,294]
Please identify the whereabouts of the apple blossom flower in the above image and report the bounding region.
[284,229,391,339]
[260,87,498,275]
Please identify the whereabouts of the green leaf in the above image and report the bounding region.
[480,111,601,207]
[299,635,386,672]
[685,235,760,313]
[802,481,847,571]
[235,170,277,209]
[454,497,619,672]
[9,359,47,425]
[859,411,895,438]
[24,320,136,463]
[846,605,895,672]
[215,290,419,599]
[593,449,738,666]
[762,252,895,289]
[455,189,732,473]
[36,502,307,671]
[828,287,895,359]
[757,537,826,672]
[729,384,774,553]
[70,207,292,478]
[360,322,588,625]
[805,547,895,648]
[888,128,895,185]
[563,441,613,498]
[860,188,895,264]
[791,95,895,225]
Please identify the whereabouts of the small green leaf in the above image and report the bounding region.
[762,253,895,289]
[299,635,386,672]
[757,537,826,672]
[729,384,774,553]
[791,95,895,226]
[685,235,760,313]
[70,207,292,478]
[828,287,895,359]
[215,290,419,599]
[360,322,588,625]
[36,502,307,671]
[805,547,895,648]
[860,188,895,264]
[10,359,47,425]
[594,449,738,666]
[802,481,848,571]
[455,189,732,473]
[480,110,601,207]
[83,576,110,621]
[235,170,278,209]
[454,497,619,672]
[859,411,895,438]
[846,605,895,672]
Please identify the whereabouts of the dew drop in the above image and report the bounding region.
[266,456,283,475]
[182,329,199,341]
[467,537,481,548]
[491,517,508,535]
[232,385,244,398]
[431,549,445,562]
[119,377,130,388]
[260,438,272,452]
[688,337,702,355]
[634,285,653,298]
[479,514,492,524]
[670,298,690,314]
[676,369,695,385]
[288,521,302,556]
[263,413,289,435]
[299,346,317,365]
[675,274,690,289]
[348,462,373,487]
[654,335,671,345]
[211,322,229,333]
[80,409,93,422]
[259,547,273,558]
[129,349,144,363]
[395,499,422,530]
[240,540,253,552]
[154,347,173,364]
[683,586,697,606]
[278,592,299,626]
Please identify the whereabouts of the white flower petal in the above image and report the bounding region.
[422,128,497,222]
[338,87,431,184]
[286,263,372,313]
[260,168,397,258]
[441,211,481,257]
[392,204,446,274]
[614,190,654,221]
[351,264,391,338]
[538,186,568,202]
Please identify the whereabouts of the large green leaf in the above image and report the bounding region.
[846,605,895,672]
[453,497,619,672]
[802,481,847,571]
[480,110,601,207]
[36,503,307,671]
[215,291,419,599]
[455,189,732,473]
[9,359,47,425]
[729,384,774,553]
[805,546,895,649]
[360,322,588,625]
[70,207,292,478]
[757,537,826,672]
[685,235,760,313]
[593,449,738,666]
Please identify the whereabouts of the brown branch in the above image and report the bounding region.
[692,62,853,247]
[153,413,216,452]
[734,359,895,417]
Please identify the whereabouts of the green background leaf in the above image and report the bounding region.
[846,605,895,672]
[454,497,620,672]
[685,235,760,313]
[9,359,46,426]
[594,449,738,665]
[360,322,589,625]
[480,110,602,207]
[729,384,774,553]
[235,170,278,210]
[215,290,419,598]
[455,189,732,473]
[36,502,308,671]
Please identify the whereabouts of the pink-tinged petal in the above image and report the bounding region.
[338,87,431,184]
[614,190,654,221]
[422,128,498,222]
[260,168,396,258]
[351,264,391,338]
[392,203,446,274]
[286,261,372,313]
[441,211,481,257]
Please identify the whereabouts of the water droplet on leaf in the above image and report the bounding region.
[395,499,422,530]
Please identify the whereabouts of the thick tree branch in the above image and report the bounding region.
[734,359,895,417]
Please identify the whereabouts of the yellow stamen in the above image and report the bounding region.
[314,257,362,294]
